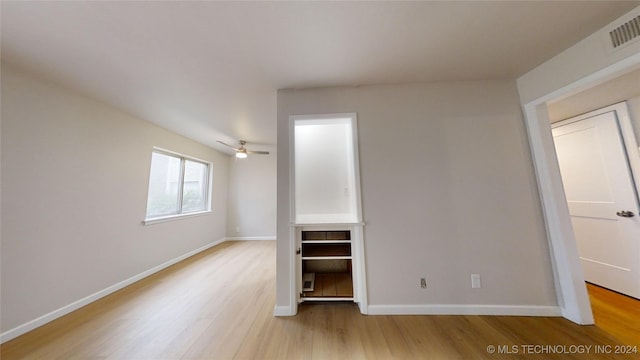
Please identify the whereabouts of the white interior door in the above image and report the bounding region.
[552,104,640,299]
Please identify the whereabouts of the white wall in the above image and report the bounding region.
[0,63,229,337]
[226,153,276,239]
[547,69,640,140]
[276,81,557,312]
[517,7,640,104]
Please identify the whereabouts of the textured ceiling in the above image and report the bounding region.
[2,1,638,153]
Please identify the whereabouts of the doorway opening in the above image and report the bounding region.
[522,47,640,324]
[546,76,640,342]
[550,102,640,300]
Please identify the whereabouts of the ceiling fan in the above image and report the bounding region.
[217,140,270,159]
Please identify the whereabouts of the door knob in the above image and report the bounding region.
[616,210,635,217]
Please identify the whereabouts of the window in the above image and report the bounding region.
[145,149,211,223]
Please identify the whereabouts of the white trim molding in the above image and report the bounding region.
[273,305,296,317]
[142,210,212,226]
[0,238,226,344]
[367,304,561,317]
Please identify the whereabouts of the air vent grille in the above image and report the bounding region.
[609,15,640,49]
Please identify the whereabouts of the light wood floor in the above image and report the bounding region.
[1,241,637,359]
[586,282,640,347]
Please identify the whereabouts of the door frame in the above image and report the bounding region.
[522,52,640,324]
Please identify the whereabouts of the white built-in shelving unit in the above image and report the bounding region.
[290,113,367,313]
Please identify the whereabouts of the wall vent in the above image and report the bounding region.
[609,15,640,49]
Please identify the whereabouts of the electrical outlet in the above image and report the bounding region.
[236,226,240,233]
[420,277,427,289]
[471,274,481,289]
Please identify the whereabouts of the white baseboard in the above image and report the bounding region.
[366,304,562,317]
[226,236,276,241]
[273,304,296,316]
[0,238,226,344]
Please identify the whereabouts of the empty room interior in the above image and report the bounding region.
[2,1,640,359]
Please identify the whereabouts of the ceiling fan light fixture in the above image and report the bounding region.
[217,139,268,158]
[236,149,248,159]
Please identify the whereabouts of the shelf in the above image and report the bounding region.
[291,222,365,227]
[299,228,356,304]
[302,256,351,261]
[302,243,351,257]
[302,272,353,298]
[303,258,351,274]
[302,230,350,241]
[302,240,351,244]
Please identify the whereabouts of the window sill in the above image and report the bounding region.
[142,210,211,226]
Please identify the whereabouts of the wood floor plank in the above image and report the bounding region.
[335,272,353,297]
[1,241,637,359]
[321,273,337,297]
[587,282,640,347]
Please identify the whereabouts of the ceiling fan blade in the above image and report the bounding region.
[246,150,270,155]
[217,140,240,151]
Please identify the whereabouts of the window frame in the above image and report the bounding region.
[143,148,213,225]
